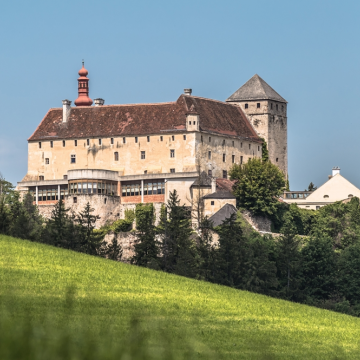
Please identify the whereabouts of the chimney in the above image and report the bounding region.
[184,88,192,96]
[332,166,340,176]
[94,98,105,106]
[62,99,71,123]
[211,177,216,193]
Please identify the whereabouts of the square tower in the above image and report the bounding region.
[226,74,288,177]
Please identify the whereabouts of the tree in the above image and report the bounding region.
[214,213,249,288]
[132,203,159,269]
[229,158,285,217]
[42,199,76,249]
[301,235,336,301]
[260,138,269,162]
[337,243,360,305]
[159,190,197,277]
[76,202,104,255]
[0,195,10,234]
[307,182,317,191]
[275,212,302,300]
[0,173,14,200]
[103,235,123,261]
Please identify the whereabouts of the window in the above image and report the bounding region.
[193,121,196,125]
[141,151,145,159]
[71,154,76,164]
[111,138,114,145]
[104,198,107,204]
[170,149,175,158]
[323,195,329,198]
[209,137,211,142]
[276,104,278,111]
[170,168,175,173]
[271,103,273,110]
[39,142,42,149]
[349,194,354,198]
[99,139,102,145]
[87,139,90,146]
[208,170,212,177]
[63,140,65,147]
[183,135,186,140]
[114,152,119,161]
[147,136,150,142]
[63,175,68,180]
[135,137,138,143]
[249,144,251,149]
[223,154,226,162]
[223,170,227,179]
[73,197,77,204]
[282,105,284,111]
[276,158,279,162]
[39,175,44,181]
[232,141,234,146]
[257,103,260,108]
[316,206,320,210]
[144,170,147,174]
[208,151,211,160]
[50,141,53,148]
[232,155,235,163]
[160,136,163,141]
[123,137,126,144]
[211,201,215,206]
[222,139,225,146]
[45,158,49,164]
[172,135,175,141]
[241,142,243,148]
[258,146,260,151]
[245,103,248,109]
[240,156,243,164]
[189,121,191,125]
[201,135,203,142]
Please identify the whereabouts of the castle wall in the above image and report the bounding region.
[194,132,262,178]
[26,132,197,181]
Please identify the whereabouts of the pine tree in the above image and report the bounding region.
[301,235,336,301]
[159,190,197,277]
[132,203,159,269]
[0,195,10,234]
[214,213,249,288]
[76,202,104,255]
[275,213,302,300]
[103,235,123,261]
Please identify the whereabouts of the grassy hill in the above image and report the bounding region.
[1,235,360,359]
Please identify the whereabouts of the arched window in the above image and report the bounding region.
[323,195,329,198]
[348,194,354,198]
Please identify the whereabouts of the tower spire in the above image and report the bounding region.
[74,61,93,106]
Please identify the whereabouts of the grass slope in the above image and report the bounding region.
[1,235,360,359]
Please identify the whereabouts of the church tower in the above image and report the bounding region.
[226,74,288,177]
[74,62,93,106]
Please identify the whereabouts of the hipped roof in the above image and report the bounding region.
[28,95,261,142]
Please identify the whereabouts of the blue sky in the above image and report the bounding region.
[0,0,359,190]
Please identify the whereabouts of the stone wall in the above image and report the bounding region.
[241,209,272,232]
[104,231,136,262]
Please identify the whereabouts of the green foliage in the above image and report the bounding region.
[260,138,269,162]
[111,219,133,233]
[159,190,197,277]
[307,182,317,191]
[132,203,159,269]
[0,174,14,200]
[301,235,336,301]
[101,235,123,261]
[125,208,136,223]
[229,158,285,217]
[1,235,360,359]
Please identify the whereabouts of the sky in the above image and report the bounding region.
[0,0,359,190]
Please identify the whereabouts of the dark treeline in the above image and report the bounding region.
[131,191,360,317]
[0,191,121,260]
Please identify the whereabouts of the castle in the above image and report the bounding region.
[17,63,287,226]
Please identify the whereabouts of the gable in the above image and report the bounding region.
[305,174,360,202]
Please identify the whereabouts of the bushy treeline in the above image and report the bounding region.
[131,191,360,317]
[0,192,121,259]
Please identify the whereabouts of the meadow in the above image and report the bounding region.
[1,235,360,359]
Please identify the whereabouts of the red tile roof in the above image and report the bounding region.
[216,178,236,192]
[28,95,261,142]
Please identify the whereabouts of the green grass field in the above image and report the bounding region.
[1,235,360,359]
